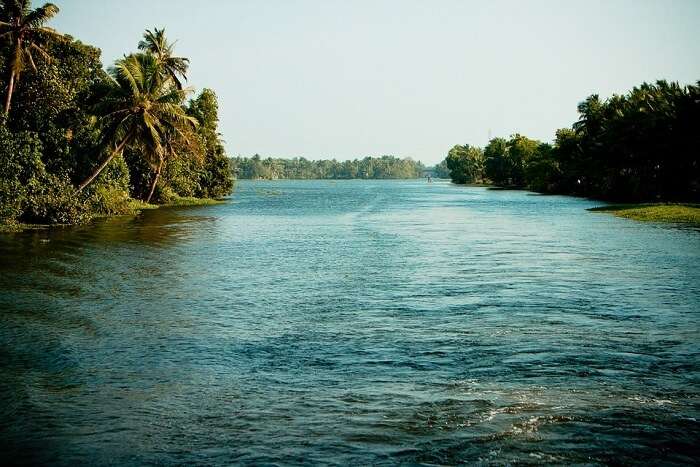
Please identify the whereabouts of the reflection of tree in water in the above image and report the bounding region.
[0,207,219,310]
[0,208,220,426]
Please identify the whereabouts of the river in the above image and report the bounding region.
[1,180,699,465]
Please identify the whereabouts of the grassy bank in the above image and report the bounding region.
[589,203,700,225]
[162,197,226,207]
[0,197,226,233]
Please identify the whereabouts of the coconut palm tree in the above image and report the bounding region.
[138,28,189,90]
[143,124,201,203]
[0,0,62,114]
[77,52,198,192]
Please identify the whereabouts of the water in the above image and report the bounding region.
[1,180,699,465]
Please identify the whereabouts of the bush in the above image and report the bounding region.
[85,154,133,215]
[87,184,132,216]
[0,125,44,223]
[22,173,91,224]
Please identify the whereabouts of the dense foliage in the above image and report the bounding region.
[231,155,425,180]
[0,1,233,226]
[445,144,485,184]
[442,80,700,201]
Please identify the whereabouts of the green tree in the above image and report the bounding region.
[484,137,508,184]
[138,28,189,90]
[506,134,539,187]
[0,0,62,114]
[524,142,559,192]
[77,52,197,193]
[146,125,198,202]
[7,37,108,179]
[445,144,484,184]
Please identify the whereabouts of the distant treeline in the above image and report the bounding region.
[442,80,700,201]
[230,155,426,180]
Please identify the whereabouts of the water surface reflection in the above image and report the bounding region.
[1,181,699,465]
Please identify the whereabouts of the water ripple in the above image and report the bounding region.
[1,180,699,465]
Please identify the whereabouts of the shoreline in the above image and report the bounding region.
[0,197,226,233]
[588,203,700,225]
[5,183,700,232]
[448,181,700,225]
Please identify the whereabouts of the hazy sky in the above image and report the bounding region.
[52,0,699,164]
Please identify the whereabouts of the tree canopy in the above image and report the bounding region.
[0,6,234,226]
[440,80,700,202]
[231,155,425,180]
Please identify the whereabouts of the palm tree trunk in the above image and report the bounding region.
[4,71,16,115]
[145,158,164,203]
[77,134,131,191]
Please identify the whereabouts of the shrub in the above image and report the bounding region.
[22,173,91,224]
[85,154,133,215]
[0,125,44,223]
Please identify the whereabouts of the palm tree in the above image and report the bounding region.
[77,52,198,192]
[0,0,62,114]
[143,124,200,203]
[138,28,189,90]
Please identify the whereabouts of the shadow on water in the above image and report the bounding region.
[0,205,222,463]
[0,200,215,267]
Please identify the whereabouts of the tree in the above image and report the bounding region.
[0,0,62,114]
[445,144,484,184]
[138,28,189,90]
[484,137,509,184]
[145,124,199,203]
[551,127,583,194]
[524,142,559,192]
[6,37,108,180]
[506,134,539,187]
[77,52,197,192]
[185,89,233,197]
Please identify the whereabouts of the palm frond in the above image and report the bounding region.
[138,27,189,89]
[35,25,64,40]
[23,3,59,28]
[29,42,50,61]
[82,42,204,191]
[113,56,144,98]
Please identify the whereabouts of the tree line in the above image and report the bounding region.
[442,80,700,201]
[0,1,233,226]
[231,155,425,180]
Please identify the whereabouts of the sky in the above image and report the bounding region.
[52,0,700,165]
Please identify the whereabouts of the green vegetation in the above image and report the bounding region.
[442,81,700,202]
[589,204,700,225]
[0,1,234,228]
[230,155,425,180]
[162,196,226,207]
[431,159,451,179]
[445,144,485,184]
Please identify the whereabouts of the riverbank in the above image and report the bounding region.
[0,197,226,233]
[589,203,700,225]
[452,181,700,225]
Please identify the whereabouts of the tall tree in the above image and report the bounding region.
[0,0,62,114]
[77,52,197,192]
[144,123,200,203]
[445,144,484,184]
[138,28,189,89]
[484,137,509,184]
